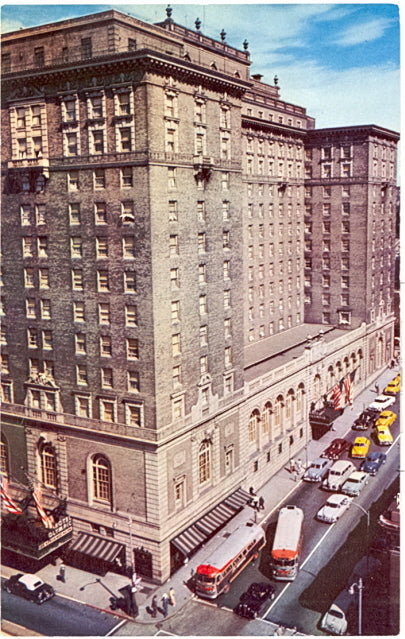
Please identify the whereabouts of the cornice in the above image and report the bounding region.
[306,124,400,143]
[242,115,307,140]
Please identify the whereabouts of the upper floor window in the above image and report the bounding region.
[92,454,111,503]
[39,443,57,488]
[34,47,44,67]
[198,441,211,485]
[81,38,92,60]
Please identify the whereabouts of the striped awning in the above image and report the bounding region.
[171,487,251,557]
[70,533,124,563]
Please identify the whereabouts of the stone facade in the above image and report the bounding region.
[1,9,398,583]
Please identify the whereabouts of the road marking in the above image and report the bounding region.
[263,583,291,616]
[106,619,127,635]
[300,524,334,570]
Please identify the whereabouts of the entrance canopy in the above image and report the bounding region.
[70,532,124,563]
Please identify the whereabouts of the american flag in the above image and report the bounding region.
[343,371,355,406]
[331,383,344,410]
[0,476,23,515]
[32,484,54,529]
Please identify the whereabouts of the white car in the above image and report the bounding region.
[316,493,353,523]
[320,603,348,635]
[369,394,395,411]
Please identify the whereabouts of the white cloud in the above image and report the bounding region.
[333,17,395,47]
[1,17,26,34]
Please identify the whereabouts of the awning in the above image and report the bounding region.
[70,533,124,563]
[171,487,251,558]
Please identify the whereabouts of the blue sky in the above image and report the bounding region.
[1,2,400,131]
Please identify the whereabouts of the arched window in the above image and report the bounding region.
[40,443,57,488]
[327,365,334,389]
[274,395,284,436]
[313,375,321,402]
[198,441,211,485]
[357,349,363,380]
[377,336,383,367]
[335,361,342,378]
[248,410,260,442]
[286,389,295,424]
[262,402,272,435]
[344,356,350,372]
[0,436,9,477]
[296,383,305,414]
[92,455,112,503]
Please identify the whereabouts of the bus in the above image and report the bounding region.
[194,522,265,599]
[271,505,304,581]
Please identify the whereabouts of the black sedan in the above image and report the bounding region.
[3,573,55,604]
[233,582,275,619]
[352,408,379,430]
[360,451,387,475]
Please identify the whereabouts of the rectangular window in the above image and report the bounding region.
[72,269,83,290]
[123,237,136,258]
[95,203,107,224]
[222,201,230,221]
[24,267,35,288]
[94,168,105,189]
[117,92,131,115]
[76,395,90,418]
[128,38,137,51]
[224,290,231,308]
[71,237,82,258]
[98,303,110,325]
[200,325,208,346]
[23,237,34,257]
[96,237,108,258]
[172,333,181,356]
[28,328,38,348]
[66,132,78,156]
[198,233,206,252]
[73,301,85,322]
[200,355,208,375]
[34,46,44,67]
[121,201,134,223]
[37,237,48,258]
[119,127,132,152]
[101,367,113,388]
[100,335,112,357]
[81,37,92,59]
[221,172,229,190]
[126,404,142,427]
[92,131,104,154]
[127,371,140,392]
[171,300,180,321]
[223,260,230,279]
[125,304,137,326]
[100,399,115,423]
[121,167,133,188]
[40,299,51,319]
[124,272,136,292]
[197,201,205,222]
[21,205,32,226]
[170,268,179,288]
[64,100,76,122]
[75,333,86,354]
[223,231,230,249]
[97,270,109,291]
[127,338,139,359]
[199,295,207,316]
[76,364,88,385]
[224,346,232,367]
[39,268,49,288]
[168,167,176,189]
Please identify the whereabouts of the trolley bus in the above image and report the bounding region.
[271,505,304,581]
[194,522,265,599]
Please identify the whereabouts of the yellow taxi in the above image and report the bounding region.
[384,380,400,395]
[375,411,397,428]
[351,437,370,459]
[376,425,393,447]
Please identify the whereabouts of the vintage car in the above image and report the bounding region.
[375,410,396,429]
[3,573,55,604]
[303,457,333,482]
[384,379,400,395]
[233,582,275,619]
[351,437,370,459]
[375,425,393,446]
[321,438,351,460]
[369,394,395,411]
[341,471,369,496]
[317,494,353,523]
[319,603,348,635]
[352,408,379,430]
[360,451,387,475]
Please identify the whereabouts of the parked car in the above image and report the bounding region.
[360,451,387,475]
[375,410,396,428]
[351,437,370,459]
[369,394,395,411]
[384,381,400,395]
[321,438,350,460]
[375,425,393,446]
[3,573,55,604]
[233,582,275,619]
[319,603,348,635]
[352,408,379,430]
[316,494,353,523]
[303,457,333,482]
[341,471,369,496]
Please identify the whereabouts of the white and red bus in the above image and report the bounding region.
[271,505,304,581]
[194,522,265,599]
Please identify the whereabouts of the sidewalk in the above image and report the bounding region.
[1,367,397,634]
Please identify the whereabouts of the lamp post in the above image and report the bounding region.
[127,514,141,617]
[349,577,363,635]
[351,502,370,569]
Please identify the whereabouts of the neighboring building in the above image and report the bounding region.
[1,8,399,583]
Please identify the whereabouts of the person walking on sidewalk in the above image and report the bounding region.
[161,593,170,617]
[151,595,158,618]
[59,562,66,583]
[169,586,176,606]
[259,496,265,510]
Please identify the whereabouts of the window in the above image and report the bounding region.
[65,132,78,156]
[76,364,88,385]
[342,202,350,216]
[198,233,206,253]
[223,260,230,279]
[170,268,179,288]
[21,205,32,226]
[71,237,82,258]
[224,346,232,367]
[75,333,86,354]
[125,304,137,326]
[101,367,113,388]
[174,478,185,508]
[92,131,104,154]
[322,274,330,288]
[81,37,92,60]
[71,270,83,292]
[100,335,112,357]
[200,355,208,375]
[128,37,137,51]
[40,299,51,320]
[42,330,53,350]
[223,231,230,249]
[127,338,139,359]
[89,96,103,119]
[64,99,76,122]
[117,92,131,115]
[322,164,332,178]
[172,397,184,419]
[173,364,181,386]
[221,172,229,190]
[197,201,205,222]
[172,333,181,356]
[100,400,115,423]
[92,455,111,503]
[27,328,38,349]
[24,267,35,288]
[199,295,207,316]
[341,275,349,289]
[123,237,135,258]
[126,404,143,427]
[121,167,133,188]
[342,221,350,234]
[96,237,108,259]
[341,163,351,178]
[75,395,90,418]
[168,167,176,189]
[40,444,57,488]
[2,53,11,73]
[198,441,211,484]
[224,290,231,308]
[94,168,105,189]
[73,301,85,322]
[169,235,178,256]
[222,201,230,221]
[171,300,180,321]
[97,270,109,291]
[128,371,140,392]
[248,410,259,443]
[119,127,132,152]
[169,201,178,222]
[23,237,34,257]
[38,237,48,258]
[200,325,208,346]
[34,46,44,67]
[95,202,107,224]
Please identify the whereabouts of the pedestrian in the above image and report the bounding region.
[259,496,265,510]
[251,495,259,510]
[289,459,295,473]
[161,593,169,617]
[151,595,158,618]
[169,586,176,606]
[375,383,379,394]
[59,562,66,583]
[249,486,256,496]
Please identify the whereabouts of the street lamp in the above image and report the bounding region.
[349,577,363,635]
[351,502,370,569]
